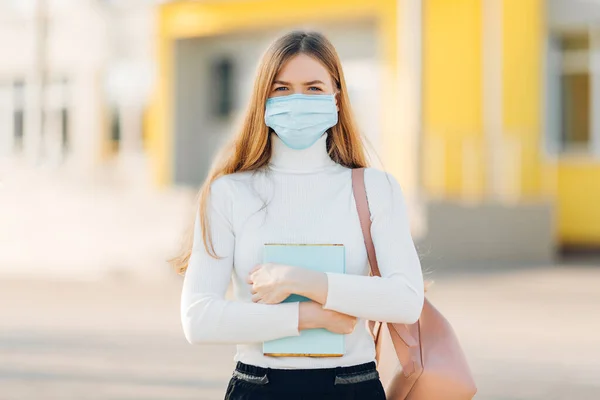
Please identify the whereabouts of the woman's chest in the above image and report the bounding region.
[231,173,369,278]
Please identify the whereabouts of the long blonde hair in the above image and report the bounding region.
[171,31,369,275]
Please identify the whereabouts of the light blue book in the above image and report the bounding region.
[262,243,345,357]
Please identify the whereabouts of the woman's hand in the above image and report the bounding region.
[320,308,358,334]
[247,263,299,304]
[299,302,357,334]
[424,280,434,292]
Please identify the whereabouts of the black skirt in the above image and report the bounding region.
[224,361,386,400]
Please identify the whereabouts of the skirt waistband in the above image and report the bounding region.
[233,361,379,392]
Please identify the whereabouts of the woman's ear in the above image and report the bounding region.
[334,91,339,112]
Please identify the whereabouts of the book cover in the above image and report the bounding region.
[262,243,346,357]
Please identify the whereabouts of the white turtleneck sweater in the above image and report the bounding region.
[181,132,424,369]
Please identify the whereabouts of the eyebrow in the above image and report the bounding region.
[273,80,326,86]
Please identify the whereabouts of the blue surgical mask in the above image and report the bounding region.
[264,93,338,150]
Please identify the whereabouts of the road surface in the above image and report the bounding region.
[1,264,599,400]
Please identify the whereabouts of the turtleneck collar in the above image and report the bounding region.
[268,132,338,173]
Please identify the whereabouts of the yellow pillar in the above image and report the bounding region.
[147,6,173,187]
[502,0,544,199]
[422,0,484,199]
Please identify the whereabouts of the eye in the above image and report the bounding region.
[307,86,323,92]
[274,86,288,92]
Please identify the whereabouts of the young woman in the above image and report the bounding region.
[175,31,424,400]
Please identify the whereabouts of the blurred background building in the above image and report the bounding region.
[0,0,187,279]
[0,0,156,177]
[1,0,599,278]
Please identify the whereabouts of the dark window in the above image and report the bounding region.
[211,58,235,118]
[560,32,589,51]
[110,107,120,152]
[560,73,590,148]
[13,80,24,152]
[61,107,69,151]
[56,78,70,154]
[555,31,591,152]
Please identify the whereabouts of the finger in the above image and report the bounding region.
[250,287,257,295]
[424,280,434,292]
[250,264,262,274]
[252,293,262,303]
[246,274,253,284]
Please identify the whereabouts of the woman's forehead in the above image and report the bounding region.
[275,54,332,84]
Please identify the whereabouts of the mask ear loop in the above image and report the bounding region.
[333,90,340,110]
[329,90,340,137]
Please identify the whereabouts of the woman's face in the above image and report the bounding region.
[269,54,337,98]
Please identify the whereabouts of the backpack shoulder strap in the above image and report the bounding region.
[351,168,381,277]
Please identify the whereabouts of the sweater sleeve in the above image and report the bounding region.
[180,176,300,344]
[323,168,424,324]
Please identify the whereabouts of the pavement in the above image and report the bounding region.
[1,263,599,400]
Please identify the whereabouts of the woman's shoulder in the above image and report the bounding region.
[210,169,263,195]
[211,171,248,188]
[363,167,401,192]
[362,167,405,211]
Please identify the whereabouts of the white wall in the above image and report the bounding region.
[0,0,155,176]
[548,0,600,28]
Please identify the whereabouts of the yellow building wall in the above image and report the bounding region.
[152,0,600,245]
[557,163,600,246]
[422,0,484,199]
[503,0,600,246]
[423,0,600,245]
[149,0,399,187]
[502,0,545,199]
